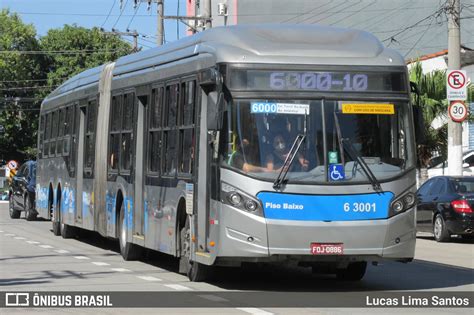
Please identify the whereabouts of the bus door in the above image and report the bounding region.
[133,90,148,238]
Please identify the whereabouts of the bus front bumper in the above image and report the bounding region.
[216,206,416,262]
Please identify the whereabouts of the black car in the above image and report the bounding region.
[417,176,474,242]
[9,161,37,220]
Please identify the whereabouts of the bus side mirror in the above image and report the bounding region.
[413,105,426,145]
[206,91,224,130]
[410,81,426,145]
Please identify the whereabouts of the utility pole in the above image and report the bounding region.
[157,0,164,45]
[203,0,212,29]
[447,0,462,176]
[101,28,140,52]
[131,0,211,45]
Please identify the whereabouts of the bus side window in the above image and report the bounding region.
[148,86,163,174]
[50,110,59,156]
[84,99,97,175]
[109,95,122,171]
[164,83,178,176]
[120,93,134,171]
[178,80,195,176]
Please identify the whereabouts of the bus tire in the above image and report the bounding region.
[179,215,211,282]
[51,198,61,236]
[9,194,21,219]
[433,214,450,242]
[336,262,367,281]
[119,203,142,261]
[24,196,37,221]
[61,222,75,239]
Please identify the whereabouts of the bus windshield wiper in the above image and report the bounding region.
[273,110,308,190]
[341,138,382,192]
[273,133,306,189]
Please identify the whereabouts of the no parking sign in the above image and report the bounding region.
[447,70,468,101]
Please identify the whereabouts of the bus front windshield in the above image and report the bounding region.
[224,99,414,184]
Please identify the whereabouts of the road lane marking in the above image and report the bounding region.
[5,234,15,236]
[198,294,229,302]
[26,241,40,244]
[54,249,70,254]
[91,262,110,266]
[74,256,90,260]
[0,230,4,233]
[164,284,193,291]
[111,268,131,272]
[236,308,274,315]
[39,245,54,249]
[137,276,162,282]
[14,237,26,240]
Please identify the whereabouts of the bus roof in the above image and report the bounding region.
[45,24,405,101]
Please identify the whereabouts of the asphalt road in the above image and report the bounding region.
[0,202,472,314]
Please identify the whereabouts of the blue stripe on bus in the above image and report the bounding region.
[257,192,393,221]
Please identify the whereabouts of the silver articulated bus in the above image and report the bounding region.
[36,24,418,282]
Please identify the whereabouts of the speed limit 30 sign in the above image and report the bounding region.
[448,101,468,122]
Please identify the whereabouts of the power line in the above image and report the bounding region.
[381,1,448,43]
[112,0,129,29]
[126,1,141,30]
[101,0,117,28]
[403,17,436,57]
[0,86,58,91]
[0,49,128,55]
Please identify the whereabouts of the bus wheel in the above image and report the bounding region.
[118,203,142,261]
[179,215,211,282]
[24,196,37,221]
[51,200,61,236]
[61,221,75,239]
[336,262,367,281]
[9,194,21,219]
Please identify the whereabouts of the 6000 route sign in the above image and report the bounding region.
[448,101,468,122]
[447,70,467,101]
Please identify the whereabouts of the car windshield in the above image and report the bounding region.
[223,99,414,184]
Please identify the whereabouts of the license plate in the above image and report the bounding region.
[310,243,344,255]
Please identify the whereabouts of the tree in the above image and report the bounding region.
[410,62,448,169]
[0,9,47,163]
[39,25,133,91]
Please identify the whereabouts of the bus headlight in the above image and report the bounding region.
[228,192,242,205]
[244,200,258,211]
[221,182,263,216]
[389,190,416,217]
[403,193,416,208]
[392,200,404,213]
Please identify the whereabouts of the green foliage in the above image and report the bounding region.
[0,13,133,162]
[0,9,46,162]
[40,25,133,91]
[409,62,448,167]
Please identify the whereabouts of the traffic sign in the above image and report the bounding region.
[7,160,18,170]
[448,101,468,122]
[447,70,468,100]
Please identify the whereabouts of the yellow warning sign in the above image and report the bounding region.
[342,103,395,115]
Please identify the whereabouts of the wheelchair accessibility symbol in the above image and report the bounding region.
[329,164,345,181]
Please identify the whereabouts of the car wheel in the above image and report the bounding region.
[433,214,450,242]
[9,194,21,219]
[118,203,142,260]
[179,215,211,282]
[24,196,37,221]
[336,262,367,281]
